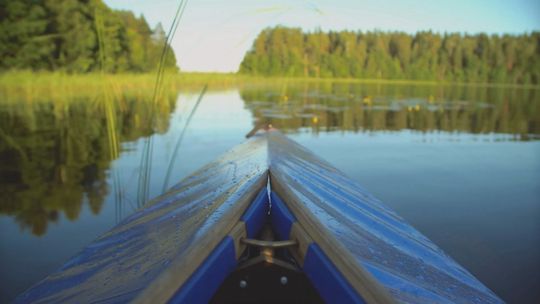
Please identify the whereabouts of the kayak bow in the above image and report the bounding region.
[15,130,502,304]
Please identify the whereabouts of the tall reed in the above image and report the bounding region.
[137,0,190,207]
[161,84,207,192]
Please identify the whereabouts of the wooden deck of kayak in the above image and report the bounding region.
[15,130,502,304]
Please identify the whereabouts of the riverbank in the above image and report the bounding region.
[1,71,538,103]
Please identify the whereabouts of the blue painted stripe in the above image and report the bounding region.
[169,236,237,304]
[270,191,296,240]
[303,243,366,304]
[240,187,269,238]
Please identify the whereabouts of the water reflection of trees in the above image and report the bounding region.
[241,82,539,140]
[0,96,176,236]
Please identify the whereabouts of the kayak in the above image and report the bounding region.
[15,130,502,303]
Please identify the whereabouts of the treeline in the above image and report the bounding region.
[0,0,177,73]
[240,27,540,84]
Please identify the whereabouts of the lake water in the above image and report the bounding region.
[0,81,539,303]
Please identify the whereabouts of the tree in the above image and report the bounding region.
[239,26,539,85]
[0,0,178,73]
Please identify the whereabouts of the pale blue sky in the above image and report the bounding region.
[104,0,540,72]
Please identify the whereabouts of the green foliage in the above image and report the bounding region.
[240,26,540,84]
[0,0,177,73]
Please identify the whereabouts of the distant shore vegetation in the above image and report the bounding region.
[240,27,540,85]
[1,71,539,104]
[1,2,539,87]
[0,0,177,73]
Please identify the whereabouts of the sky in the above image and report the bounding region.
[104,0,540,72]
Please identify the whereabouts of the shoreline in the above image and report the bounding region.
[1,71,539,89]
[0,71,538,103]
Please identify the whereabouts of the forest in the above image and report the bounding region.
[240,27,540,84]
[2,2,539,85]
[0,0,177,73]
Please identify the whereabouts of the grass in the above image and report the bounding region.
[0,71,252,104]
[0,71,181,103]
[1,70,537,104]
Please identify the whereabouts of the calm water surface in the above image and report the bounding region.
[0,82,539,303]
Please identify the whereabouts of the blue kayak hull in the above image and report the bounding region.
[15,130,502,303]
